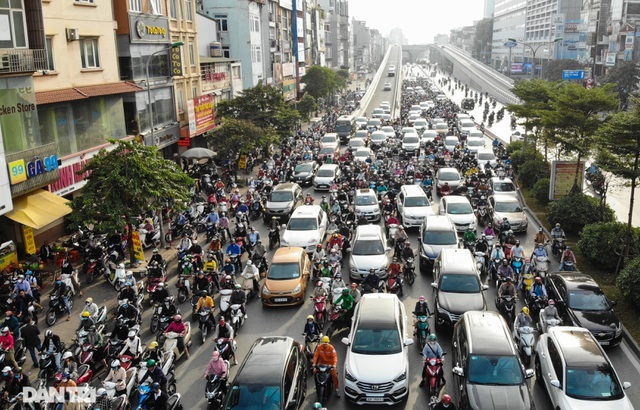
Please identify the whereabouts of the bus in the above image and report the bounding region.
[335,115,356,144]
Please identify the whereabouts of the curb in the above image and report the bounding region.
[622,324,640,356]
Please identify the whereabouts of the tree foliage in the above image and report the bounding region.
[546,193,615,235]
[297,94,317,121]
[68,140,193,262]
[617,257,640,308]
[508,80,558,137]
[301,66,348,100]
[208,118,278,160]
[578,222,640,270]
[601,61,640,104]
[543,59,583,81]
[215,83,300,139]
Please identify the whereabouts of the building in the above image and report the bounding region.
[605,0,640,70]
[352,19,371,71]
[491,0,526,73]
[389,27,406,45]
[434,34,449,44]
[484,0,495,18]
[318,0,350,69]
[306,0,327,66]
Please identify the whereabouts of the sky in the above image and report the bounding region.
[348,0,486,44]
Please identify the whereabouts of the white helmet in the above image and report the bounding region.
[246,260,253,266]
[111,360,121,368]
[62,352,74,360]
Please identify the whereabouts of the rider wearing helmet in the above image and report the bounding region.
[334,288,355,320]
[559,245,577,271]
[61,351,78,381]
[463,227,476,245]
[139,359,168,393]
[534,227,549,246]
[514,307,533,338]
[104,359,127,395]
[530,277,547,299]
[312,336,340,397]
[82,297,99,322]
[229,284,248,318]
[212,318,237,365]
[77,310,96,331]
[204,350,228,395]
[120,330,143,363]
[141,341,164,364]
[118,280,137,303]
[543,300,561,322]
[420,334,445,388]
[432,394,456,410]
[303,315,322,338]
[163,315,189,360]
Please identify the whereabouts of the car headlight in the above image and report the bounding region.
[393,371,407,382]
[437,306,451,318]
[262,286,271,295]
[615,324,623,336]
[292,284,301,293]
[345,371,357,382]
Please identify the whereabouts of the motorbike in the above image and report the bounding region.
[385,273,404,297]
[136,353,177,394]
[497,295,516,329]
[240,269,259,300]
[476,205,491,226]
[311,295,329,330]
[403,258,415,286]
[229,304,246,335]
[176,272,191,304]
[511,256,524,277]
[489,257,501,283]
[268,227,280,250]
[135,384,184,410]
[158,322,192,362]
[219,289,233,321]
[314,364,334,405]
[103,367,137,398]
[515,325,535,366]
[551,237,567,261]
[528,295,547,322]
[146,275,165,306]
[150,301,175,336]
[205,370,229,410]
[474,251,486,275]
[83,257,104,285]
[532,255,550,281]
[561,260,576,271]
[198,308,213,344]
[215,337,237,363]
[387,223,399,246]
[139,225,161,250]
[303,333,320,367]
[46,293,74,326]
[520,270,535,300]
[424,353,446,399]
[538,315,562,334]
[324,305,350,339]
[414,314,432,351]
[36,350,59,384]
[106,264,127,292]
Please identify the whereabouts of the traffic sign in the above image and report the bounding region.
[504,41,517,48]
[562,70,588,80]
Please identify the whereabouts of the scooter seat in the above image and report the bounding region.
[166,393,181,410]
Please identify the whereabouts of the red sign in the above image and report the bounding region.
[204,67,227,83]
[177,138,191,147]
[49,159,91,195]
[193,94,215,136]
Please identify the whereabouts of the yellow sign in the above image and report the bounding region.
[0,241,18,272]
[8,159,27,184]
[131,231,145,263]
[238,155,247,170]
[22,226,36,255]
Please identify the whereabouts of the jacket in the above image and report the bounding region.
[313,343,338,367]
[104,366,127,391]
[196,296,215,311]
[20,323,41,348]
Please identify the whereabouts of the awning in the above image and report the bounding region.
[4,189,72,230]
[36,81,144,105]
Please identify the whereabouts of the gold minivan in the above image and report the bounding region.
[261,247,311,307]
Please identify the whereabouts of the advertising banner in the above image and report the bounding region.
[131,231,145,263]
[549,160,585,200]
[282,62,294,77]
[129,15,170,44]
[192,95,215,137]
[21,225,36,255]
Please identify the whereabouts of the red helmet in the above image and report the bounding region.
[442,394,452,404]
[535,277,542,283]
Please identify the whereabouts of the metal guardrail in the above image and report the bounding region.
[0,49,48,73]
[353,46,392,119]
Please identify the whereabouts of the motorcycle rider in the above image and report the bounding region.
[77,311,96,331]
[320,196,330,213]
[212,318,236,365]
[348,282,361,305]
[104,359,127,396]
[387,259,404,296]
[120,330,142,364]
[543,299,561,321]
[203,350,228,395]
[440,182,451,195]
[401,239,415,263]
[52,275,72,321]
[333,288,355,321]
[514,307,533,337]
[530,277,547,299]
[118,281,137,303]
[303,315,322,339]
[195,291,215,325]
[139,359,168,392]
[327,247,342,267]
[463,227,476,249]
[141,342,164,365]
[483,223,496,237]
[193,270,211,295]
[534,228,549,246]
[559,246,577,271]
[475,234,489,268]
[394,226,409,257]
[432,394,457,410]
[0,327,19,371]
[413,295,432,333]
[304,193,315,205]
[245,227,260,255]
[163,314,190,360]
[177,234,193,253]
[362,269,382,292]
[531,243,548,259]
[153,282,170,305]
[116,299,138,327]
[40,330,63,370]
[252,240,267,267]
[226,239,243,265]
[550,223,566,254]
[312,244,325,266]
[240,260,260,293]
[497,259,515,284]
[330,273,346,295]
[312,336,340,397]
[490,245,506,265]
[313,280,329,299]
[511,240,525,261]
[420,334,445,388]
[229,284,248,319]
[497,277,516,312]
[328,233,343,251]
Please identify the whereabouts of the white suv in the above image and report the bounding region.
[280,205,328,253]
[341,293,413,405]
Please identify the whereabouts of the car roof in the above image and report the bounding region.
[550,271,600,290]
[438,167,459,174]
[443,195,471,204]
[355,188,376,196]
[354,224,383,239]
[356,294,399,327]
[549,327,608,366]
[271,247,306,263]
[491,195,520,203]
[490,176,514,184]
[462,311,516,355]
[318,164,339,170]
[273,182,299,191]
[291,205,322,218]
[235,336,294,383]
[401,184,427,195]
[423,215,456,231]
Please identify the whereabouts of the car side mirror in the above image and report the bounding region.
[482,285,489,291]
[404,338,414,346]
[623,381,631,389]
[550,379,561,389]
[452,366,464,377]
[430,282,438,289]
[281,224,287,229]
[341,337,350,346]
[609,299,617,307]
[525,369,534,379]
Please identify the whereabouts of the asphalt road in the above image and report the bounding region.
[38,47,640,410]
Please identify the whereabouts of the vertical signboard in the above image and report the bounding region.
[192,94,215,136]
[21,225,36,255]
[549,160,585,200]
[171,47,183,77]
[131,231,145,263]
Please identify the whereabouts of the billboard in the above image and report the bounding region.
[549,160,585,200]
[188,94,215,137]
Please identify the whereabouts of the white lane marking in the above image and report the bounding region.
[620,340,640,375]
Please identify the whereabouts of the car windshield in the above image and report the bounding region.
[367,120,380,126]
[224,384,282,408]
[568,289,611,311]
[316,169,334,177]
[467,355,524,386]
[352,239,385,256]
[440,274,481,293]
[371,134,385,140]
[320,148,335,155]
[436,124,448,129]
[478,153,495,161]
[267,262,300,280]
[295,164,313,173]
[355,151,370,158]
[287,218,318,231]
[424,231,457,245]
[494,201,522,213]
[405,196,429,207]
[355,195,377,205]
[351,326,402,355]
[565,366,624,400]
[447,202,473,215]
[467,140,483,147]
[270,191,293,202]
[404,136,419,143]
[350,140,364,147]
[321,137,336,143]
[439,172,459,181]
[494,182,515,192]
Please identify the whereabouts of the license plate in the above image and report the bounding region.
[366,398,384,402]
[600,340,610,346]
[274,298,287,302]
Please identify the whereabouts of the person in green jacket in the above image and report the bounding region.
[334,288,355,320]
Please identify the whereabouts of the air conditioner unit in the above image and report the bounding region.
[0,56,9,70]
[66,28,80,42]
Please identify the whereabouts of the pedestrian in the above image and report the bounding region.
[20,317,41,368]
[40,241,54,265]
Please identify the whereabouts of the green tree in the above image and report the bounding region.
[336,68,349,90]
[301,66,337,99]
[297,94,317,121]
[594,96,640,267]
[208,118,279,160]
[542,82,618,190]
[601,61,640,108]
[68,140,193,264]
[543,59,583,81]
[216,83,300,139]
[472,18,493,63]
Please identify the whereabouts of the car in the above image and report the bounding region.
[355,117,368,129]
[341,294,413,404]
[461,97,475,110]
[380,100,390,107]
[320,133,338,145]
[419,215,459,273]
[261,247,311,306]
[383,82,392,91]
[476,148,497,167]
[354,130,368,139]
[348,224,391,279]
[280,205,328,253]
[431,249,488,329]
[369,130,387,148]
[379,113,392,122]
[419,101,430,110]
[421,130,437,145]
[289,162,318,187]
[313,164,340,191]
[407,113,420,125]
[371,108,384,119]
[458,119,476,134]
[396,185,435,227]
[380,125,395,139]
[405,86,414,94]
[546,271,622,346]
[401,127,417,137]
[348,137,366,150]
[366,118,381,130]
[435,167,462,195]
[353,147,373,162]
[401,134,421,156]
[413,118,428,132]
[489,195,528,232]
[353,188,381,223]
[380,106,391,115]
[318,143,339,161]
[465,137,484,153]
[263,182,303,223]
[535,326,632,409]
[223,336,307,408]
[438,195,477,232]
[443,136,458,151]
[488,176,518,198]
[435,122,449,135]
[467,130,484,139]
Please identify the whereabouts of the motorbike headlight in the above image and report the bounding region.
[393,371,407,382]
[262,286,271,295]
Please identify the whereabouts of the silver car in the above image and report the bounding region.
[489,195,528,232]
[349,225,391,279]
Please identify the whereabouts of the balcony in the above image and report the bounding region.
[0,49,48,74]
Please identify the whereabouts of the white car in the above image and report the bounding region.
[438,195,477,232]
[353,189,381,223]
[348,137,366,150]
[342,294,413,405]
[401,134,421,155]
[371,108,384,119]
[381,125,395,139]
[444,136,458,151]
[476,148,498,167]
[488,176,518,198]
[355,117,367,129]
[320,133,338,145]
[313,164,340,191]
[421,130,437,145]
[413,118,428,132]
[401,127,417,137]
[408,113,420,125]
[348,224,389,279]
[536,326,634,410]
[369,131,387,148]
[353,147,372,162]
[280,205,328,253]
[466,137,485,153]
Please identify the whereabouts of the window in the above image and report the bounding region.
[214,15,228,31]
[251,46,262,63]
[149,0,161,14]
[75,0,95,4]
[222,46,230,59]
[184,0,192,21]
[192,86,197,99]
[250,14,260,32]
[188,43,195,66]
[0,0,27,49]
[176,88,183,113]
[45,36,55,71]
[129,0,141,12]
[168,0,178,18]
[80,38,100,69]
[547,340,563,385]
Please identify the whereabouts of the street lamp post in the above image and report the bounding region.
[508,37,562,79]
[144,41,183,248]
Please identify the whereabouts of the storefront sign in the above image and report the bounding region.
[5,143,60,197]
[21,225,36,255]
[129,15,170,44]
[189,94,215,137]
[150,124,180,149]
[171,47,183,77]
[131,231,145,263]
[49,159,91,196]
[8,159,27,184]
[283,79,296,101]
[9,154,58,184]
[177,138,191,147]
[282,62,294,77]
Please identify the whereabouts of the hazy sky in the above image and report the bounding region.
[348,0,485,44]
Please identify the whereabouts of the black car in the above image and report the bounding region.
[223,336,307,409]
[290,162,318,186]
[546,271,622,347]
[461,98,475,110]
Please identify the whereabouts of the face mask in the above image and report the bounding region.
[56,281,61,285]
[2,373,8,377]
[129,337,134,340]
[17,279,22,283]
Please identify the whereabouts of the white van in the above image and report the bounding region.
[396,185,435,228]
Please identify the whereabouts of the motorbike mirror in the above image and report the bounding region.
[341,337,350,346]
[452,366,464,377]
[525,369,534,379]
[550,379,561,389]
[623,381,631,390]
[482,285,489,291]
[404,338,414,346]
[430,282,438,289]
[608,299,617,307]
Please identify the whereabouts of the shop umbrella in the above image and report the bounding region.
[180,147,216,159]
